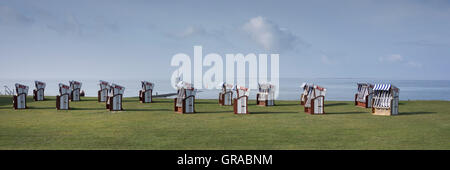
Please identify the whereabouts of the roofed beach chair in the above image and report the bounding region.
[139,81,154,103]
[233,85,250,114]
[355,83,374,108]
[300,83,312,105]
[13,83,29,109]
[174,81,196,113]
[371,84,400,116]
[98,80,110,102]
[256,83,275,106]
[304,85,326,114]
[56,83,70,110]
[219,82,233,106]
[106,84,125,111]
[69,80,82,101]
[33,81,46,101]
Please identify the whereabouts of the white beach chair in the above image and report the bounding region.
[371,84,400,116]
[233,85,249,114]
[106,84,125,111]
[98,80,110,102]
[355,83,374,108]
[304,85,326,114]
[56,83,70,110]
[13,83,29,109]
[219,82,233,106]
[300,83,311,105]
[69,80,82,101]
[139,81,154,103]
[174,81,196,113]
[33,81,46,101]
[256,83,275,106]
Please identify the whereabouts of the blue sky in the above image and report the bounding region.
[0,0,449,80]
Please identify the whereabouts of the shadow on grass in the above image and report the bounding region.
[27,106,55,110]
[195,111,232,114]
[70,107,105,111]
[275,103,300,107]
[325,103,348,107]
[123,100,140,103]
[196,101,218,104]
[250,111,298,114]
[33,98,56,101]
[126,108,171,112]
[399,111,435,115]
[326,111,366,114]
[149,100,173,103]
[0,106,11,110]
[77,98,98,101]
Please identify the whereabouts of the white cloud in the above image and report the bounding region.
[379,54,404,63]
[243,16,307,51]
[406,61,423,68]
[177,26,207,38]
[379,54,423,69]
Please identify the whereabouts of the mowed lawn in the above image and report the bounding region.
[0,96,449,150]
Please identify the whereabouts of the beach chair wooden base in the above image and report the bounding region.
[256,94,275,106]
[139,90,153,103]
[304,107,325,115]
[13,95,27,109]
[70,90,81,102]
[304,96,325,115]
[106,95,123,111]
[355,101,369,108]
[33,89,45,101]
[98,90,108,102]
[372,108,393,116]
[219,93,232,106]
[174,97,195,114]
[56,95,70,110]
[354,94,371,108]
[233,96,249,114]
[257,100,267,106]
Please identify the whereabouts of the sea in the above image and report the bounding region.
[1,78,450,101]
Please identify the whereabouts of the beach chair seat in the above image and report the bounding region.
[33,81,46,101]
[13,83,29,109]
[56,83,70,110]
[139,81,154,103]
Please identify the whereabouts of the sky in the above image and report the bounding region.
[0,0,449,80]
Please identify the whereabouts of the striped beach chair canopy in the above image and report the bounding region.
[373,84,391,91]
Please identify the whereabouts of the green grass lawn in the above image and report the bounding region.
[0,96,449,150]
